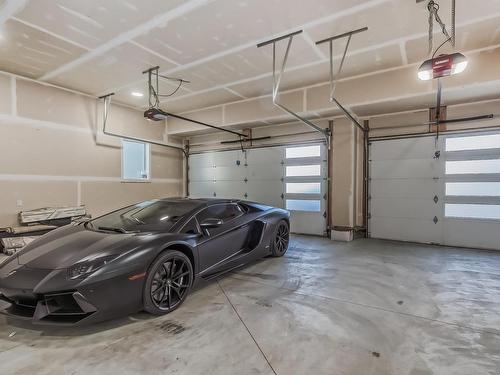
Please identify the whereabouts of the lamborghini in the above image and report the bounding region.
[0,198,290,325]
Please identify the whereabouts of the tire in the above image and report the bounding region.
[270,220,290,257]
[143,250,193,315]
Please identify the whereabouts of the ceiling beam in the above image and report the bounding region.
[0,0,29,25]
[38,0,213,81]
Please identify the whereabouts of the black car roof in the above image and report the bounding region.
[158,197,240,206]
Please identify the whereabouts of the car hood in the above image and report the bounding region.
[13,224,142,270]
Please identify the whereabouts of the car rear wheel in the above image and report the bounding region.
[270,220,290,257]
[143,250,193,315]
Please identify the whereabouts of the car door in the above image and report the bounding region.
[196,203,250,275]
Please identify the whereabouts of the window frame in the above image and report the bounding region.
[283,143,325,214]
[121,139,151,183]
[180,217,202,235]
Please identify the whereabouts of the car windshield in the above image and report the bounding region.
[87,200,199,233]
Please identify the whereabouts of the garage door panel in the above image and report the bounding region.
[214,181,247,199]
[212,150,245,166]
[214,166,247,181]
[189,182,215,198]
[444,218,500,250]
[370,217,442,244]
[369,136,443,244]
[371,179,440,199]
[371,197,440,220]
[246,148,283,164]
[290,211,325,235]
[246,180,283,208]
[189,143,326,236]
[189,153,214,168]
[247,164,283,180]
[189,166,214,181]
[370,132,500,250]
[371,159,440,179]
[370,137,437,160]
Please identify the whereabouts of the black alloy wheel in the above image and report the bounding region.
[144,251,193,314]
[271,220,289,257]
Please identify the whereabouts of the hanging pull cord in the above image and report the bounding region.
[451,0,456,47]
[428,1,434,55]
[427,0,452,56]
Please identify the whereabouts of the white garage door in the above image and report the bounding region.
[188,143,327,236]
[369,130,500,250]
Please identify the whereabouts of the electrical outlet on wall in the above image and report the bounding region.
[16,199,23,207]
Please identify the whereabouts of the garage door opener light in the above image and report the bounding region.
[418,52,468,81]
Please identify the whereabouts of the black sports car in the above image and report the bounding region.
[0,198,290,325]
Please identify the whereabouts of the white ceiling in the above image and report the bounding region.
[0,0,499,112]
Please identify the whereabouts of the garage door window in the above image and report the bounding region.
[286,199,321,212]
[446,133,500,151]
[286,182,321,194]
[445,204,500,220]
[446,182,500,196]
[445,159,500,174]
[285,165,321,177]
[285,145,321,158]
[122,140,150,181]
[445,133,500,220]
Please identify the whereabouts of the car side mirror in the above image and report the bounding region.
[199,218,223,230]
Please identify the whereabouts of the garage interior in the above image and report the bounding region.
[1,0,500,373]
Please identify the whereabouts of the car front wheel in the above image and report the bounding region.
[143,250,193,315]
[270,220,290,257]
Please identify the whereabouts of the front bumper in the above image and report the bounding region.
[0,290,97,325]
[0,266,146,326]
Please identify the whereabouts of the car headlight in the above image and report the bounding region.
[67,255,117,280]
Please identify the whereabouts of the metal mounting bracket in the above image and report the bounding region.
[143,66,249,140]
[316,27,368,133]
[257,30,331,145]
[99,93,188,157]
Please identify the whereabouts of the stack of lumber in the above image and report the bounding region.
[1,206,88,256]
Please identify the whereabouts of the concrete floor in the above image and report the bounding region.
[1,236,500,374]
